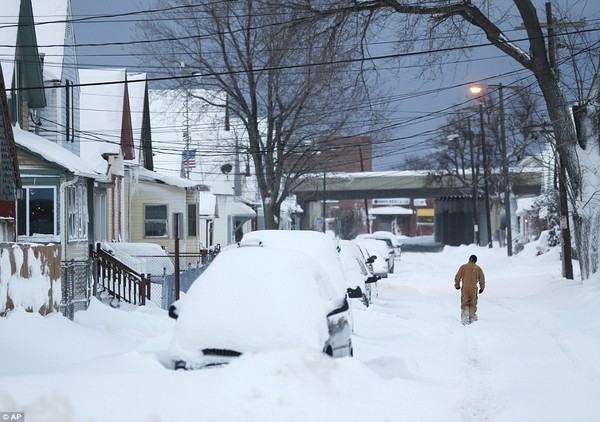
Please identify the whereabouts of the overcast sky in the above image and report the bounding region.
[70,1,600,170]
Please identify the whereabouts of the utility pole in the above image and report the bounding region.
[497,83,513,256]
[183,93,191,179]
[478,103,493,248]
[358,145,370,233]
[322,168,327,233]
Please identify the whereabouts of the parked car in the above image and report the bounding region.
[372,231,403,259]
[355,236,395,274]
[355,240,388,279]
[339,240,379,305]
[168,245,353,369]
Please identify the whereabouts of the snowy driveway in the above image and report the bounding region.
[1,242,600,421]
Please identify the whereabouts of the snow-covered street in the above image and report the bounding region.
[2,241,600,422]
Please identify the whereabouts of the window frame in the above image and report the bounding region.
[187,203,198,237]
[67,183,88,241]
[17,186,57,240]
[144,204,169,238]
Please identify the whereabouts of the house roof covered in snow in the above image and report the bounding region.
[13,125,100,178]
[135,166,209,190]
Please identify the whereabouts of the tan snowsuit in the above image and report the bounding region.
[454,261,485,324]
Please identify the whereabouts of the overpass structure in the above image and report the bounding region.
[292,169,543,202]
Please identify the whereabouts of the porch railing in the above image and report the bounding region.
[89,243,151,305]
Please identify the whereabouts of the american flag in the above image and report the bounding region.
[182,149,196,169]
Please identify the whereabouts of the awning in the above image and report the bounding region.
[229,201,256,218]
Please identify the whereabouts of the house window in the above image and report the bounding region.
[145,204,168,237]
[67,184,88,241]
[188,203,197,237]
[17,187,56,237]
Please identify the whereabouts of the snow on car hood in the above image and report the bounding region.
[169,247,330,365]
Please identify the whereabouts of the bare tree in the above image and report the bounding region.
[295,0,600,279]
[137,0,372,229]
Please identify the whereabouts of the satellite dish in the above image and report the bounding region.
[220,164,233,174]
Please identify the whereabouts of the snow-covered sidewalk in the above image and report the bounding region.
[1,241,600,422]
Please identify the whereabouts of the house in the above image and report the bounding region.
[149,88,256,247]
[1,0,98,261]
[79,68,135,243]
[0,66,20,242]
[124,166,211,254]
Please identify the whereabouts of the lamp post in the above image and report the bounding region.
[470,83,515,255]
[496,83,513,256]
[469,85,493,248]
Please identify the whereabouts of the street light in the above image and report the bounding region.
[468,85,493,248]
[470,83,514,256]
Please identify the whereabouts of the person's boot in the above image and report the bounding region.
[461,310,470,325]
[470,313,478,322]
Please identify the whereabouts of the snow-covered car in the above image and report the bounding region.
[372,231,403,259]
[355,237,394,275]
[355,234,396,273]
[168,245,353,369]
[339,240,380,305]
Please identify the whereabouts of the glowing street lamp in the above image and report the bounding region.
[469,85,483,95]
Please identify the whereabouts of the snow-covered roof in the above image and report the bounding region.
[13,125,100,178]
[228,201,256,218]
[135,166,208,189]
[79,68,127,172]
[0,0,20,89]
[370,206,414,216]
[31,0,68,81]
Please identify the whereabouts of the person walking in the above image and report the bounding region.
[454,254,485,325]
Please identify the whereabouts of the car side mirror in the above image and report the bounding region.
[366,255,376,264]
[365,275,379,284]
[346,286,364,299]
[168,304,179,320]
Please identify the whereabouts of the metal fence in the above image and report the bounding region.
[132,250,218,309]
[61,259,93,320]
